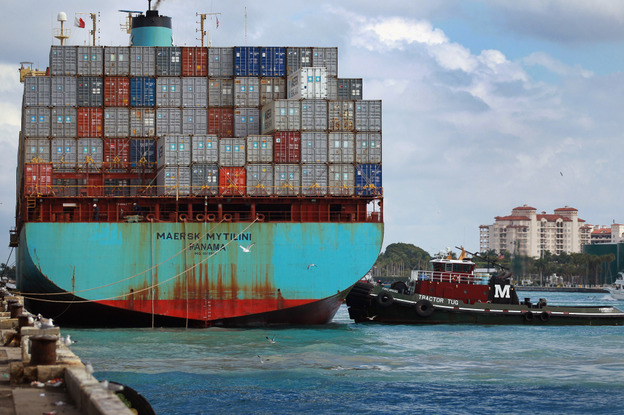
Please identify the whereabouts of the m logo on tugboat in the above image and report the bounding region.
[494,284,511,299]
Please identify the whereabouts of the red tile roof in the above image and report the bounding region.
[554,207,578,212]
[495,215,530,221]
[513,205,536,211]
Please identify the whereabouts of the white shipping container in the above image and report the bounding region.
[234,77,260,107]
[104,107,130,138]
[156,108,182,136]
[287,67,327,99]
[355,100,382,132]
[157,134,192,169]
[156,166,191,196]
[191,134,218,163]
[300,99,328,131]
[182,108,208,135]
[329,132,355,163]
[246,135,273,163]
[301,132,328,164]
[274,164,300,196]
[261,99,301,134]
[328,163,355,196]
[301,164,328,196]
[246,164,273,196]
[156,77,182,107]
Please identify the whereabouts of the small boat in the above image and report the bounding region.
[346,248,624,325]
[608,274,624,300]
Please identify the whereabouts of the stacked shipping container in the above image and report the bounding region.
[21,45,381,197]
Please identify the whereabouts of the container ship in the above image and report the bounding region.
[12,5,384,327]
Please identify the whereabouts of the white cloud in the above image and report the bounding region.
[523,52,594,78]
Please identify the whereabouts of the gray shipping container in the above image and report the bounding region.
[261,99,301,134]
[234,77,260,107]
[51,107,77,138]
[130,47,156,76]
[301,164,328,196]
[191,134,218,163]
[274,164,301,196]
[156,77,182,107]
[329,132,355,163]
[312,47,338,77]
[286,47,312,76]
[246,164,273,196]
[51,76,77,107]
[130,108,155,137]
[300,99,328,131]
[219,138,246,167]
[208,47,234,77]
[328,100,354,131]
[24,138,51,163]
[191,163,219,195]
[328,163,354,196]
[23,107,50,138]
[301,132,328,164]
[77,46,104,76]
[104,46,130,76]
[157,134,192,168]
[182,77,208,107]
[77,76,104,107]
[259,78,286,105]
[246,135,273,163]
[355,100,382,132]
[234,108,260,137]
[77,138,103,171]
[104,107,130,138]
[50,46,77,76]
[156,166,191,196]
[182,108,208,135]
[156,108,182,136]
[208,78,234,107]
[24,76,51,107]
[326,77,337,101]
[51,138,77,172]
[337,78,363,100]
[355,132,382,163]
[156,47,182,76]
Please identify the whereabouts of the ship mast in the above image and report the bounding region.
[196,12,221,47]
[53,12,70,45]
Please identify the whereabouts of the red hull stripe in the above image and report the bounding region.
[96,298,314,321]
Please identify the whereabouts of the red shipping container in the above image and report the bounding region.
[219,167,246,196]
[103,138,130,171]
[182,47,208,76]
[208,108,234,138]
[25,163,53,195]
[273,132,301,163]
[78,107,103,137]
[104,77,130,106]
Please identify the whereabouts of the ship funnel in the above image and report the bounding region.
[131,8,172,46]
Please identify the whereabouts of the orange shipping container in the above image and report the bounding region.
[219,166,246,196]
[208,108,234,138]
[25,163,53,195]
[181,47,208,77]
[104,77,130,106]
[78,108,103,137]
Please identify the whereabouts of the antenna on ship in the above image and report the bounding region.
[53,12,70,45]
[119,10,143,35]
[244,6,247,46]
[196,12,221,47]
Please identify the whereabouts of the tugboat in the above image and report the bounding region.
[346,248,624,325]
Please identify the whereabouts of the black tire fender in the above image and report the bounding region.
[524,311,534,322]
[415,299,434,317]
[540,311,550,322]
[377,291,394,307]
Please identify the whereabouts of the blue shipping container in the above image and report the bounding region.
[130,77,156,107]
[130,139,156,167]
[260,47,286,77]
[234,47,260,77]
[355,164,382,196]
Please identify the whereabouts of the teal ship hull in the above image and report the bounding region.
[17,221,383,326]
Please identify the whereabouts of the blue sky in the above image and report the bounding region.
[1,0,624,264]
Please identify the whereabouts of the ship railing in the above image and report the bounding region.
[410,270,486,285]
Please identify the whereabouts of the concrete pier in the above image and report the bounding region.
[0,291,136,415]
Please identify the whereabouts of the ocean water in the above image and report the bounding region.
[67,291,624,414]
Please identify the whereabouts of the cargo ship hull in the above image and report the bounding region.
[17,221,382,327]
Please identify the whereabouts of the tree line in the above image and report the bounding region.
[372,243,618,286]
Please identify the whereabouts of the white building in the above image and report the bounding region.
[480,205,591,257]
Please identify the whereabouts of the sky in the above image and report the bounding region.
[1,0,624,263]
